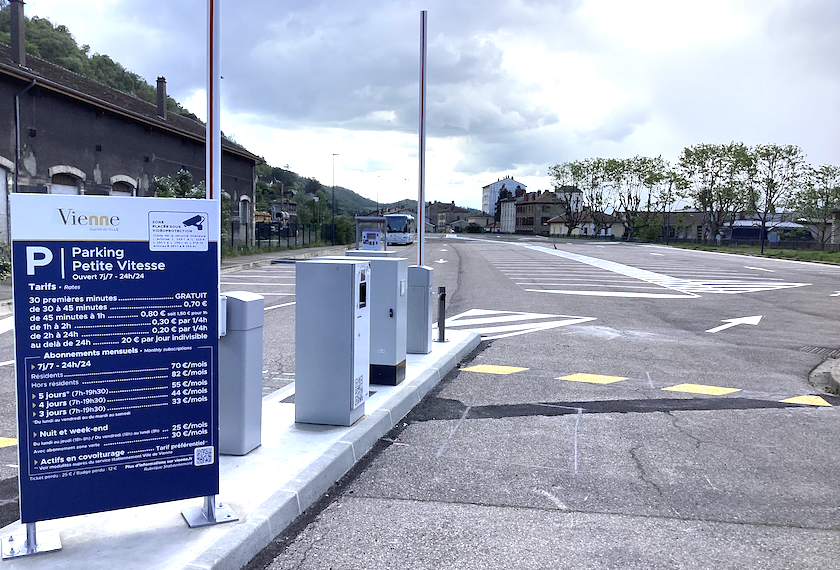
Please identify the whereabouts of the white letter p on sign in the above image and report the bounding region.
[26,246,53,276]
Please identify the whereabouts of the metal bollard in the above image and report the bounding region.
[436,286,447,342]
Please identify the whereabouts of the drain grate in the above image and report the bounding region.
[799,346,840,359]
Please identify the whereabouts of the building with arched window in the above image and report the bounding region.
[0,9,259,244]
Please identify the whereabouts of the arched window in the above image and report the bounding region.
[111,182,133,196]
[51,173,82,195]
[239,197,251,226]
[49,166,86,195]
[110,175,137,197]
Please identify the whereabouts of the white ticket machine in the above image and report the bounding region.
[330,254,408,385]
[295,259,371,426]
[407,265,434,354]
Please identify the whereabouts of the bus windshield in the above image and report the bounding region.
[386,216,410,233]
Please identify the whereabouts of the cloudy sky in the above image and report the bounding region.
[23,0,840,209]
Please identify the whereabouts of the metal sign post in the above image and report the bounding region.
[182,0,238,529]
[417,11,427,267]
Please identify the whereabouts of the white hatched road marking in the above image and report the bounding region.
[440,308,596,340]
[512,245,810,297]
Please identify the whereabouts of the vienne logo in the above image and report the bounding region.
[57,208,120,231]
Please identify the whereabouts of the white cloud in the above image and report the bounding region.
[22,0,840,209]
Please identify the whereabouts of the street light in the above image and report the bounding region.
[332,153,338,246]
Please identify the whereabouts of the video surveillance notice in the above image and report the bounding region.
[10,194,219,523]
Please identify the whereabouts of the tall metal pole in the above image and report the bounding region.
[417,11,427,267]
[332,153,338,246]
[207,0,220,203]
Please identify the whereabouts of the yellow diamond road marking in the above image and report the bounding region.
[0,438,16,448]
[559,373,628,385]
[663,383,741,396]
[781,395,832,407]
[461,364,528,375]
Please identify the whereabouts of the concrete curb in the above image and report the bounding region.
[831,359,840,394]
[187,331,480,570]
[0,331,481,569]
[808,358,840,395]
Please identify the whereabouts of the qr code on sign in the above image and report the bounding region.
[353,374,367,409]
[194,446,215,466]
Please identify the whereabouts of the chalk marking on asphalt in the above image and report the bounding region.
[705,475,717,490]
[533,489,569,510]
[264,300,296,310]
[573,408,582,474]
[645,371,655,389]
[436,397,475,458]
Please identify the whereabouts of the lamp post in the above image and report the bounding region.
[331,153,338,246]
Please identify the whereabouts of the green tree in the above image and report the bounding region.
[548,162,588,236]
[493,186,511,223]
[152,170,230,239]
[793,165,840,250]
[746,144,806,253]
[679,142,751,242]
[153,169,206,199]
[335,215,355,244]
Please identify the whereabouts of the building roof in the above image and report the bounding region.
[0,43,260,163]
[548,212,622,224]
[482,176,526,190]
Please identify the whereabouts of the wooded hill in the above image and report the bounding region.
[0,2,415,217]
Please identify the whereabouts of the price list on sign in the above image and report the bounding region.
[11,194,220,523]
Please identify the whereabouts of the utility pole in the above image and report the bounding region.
[331,153,338,246]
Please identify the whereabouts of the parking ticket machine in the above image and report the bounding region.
[295,259,371,426]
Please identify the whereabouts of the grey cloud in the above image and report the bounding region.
[579,104,651,144]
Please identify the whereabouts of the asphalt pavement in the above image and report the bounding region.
[0,241,483,569]
[1,238,839,569]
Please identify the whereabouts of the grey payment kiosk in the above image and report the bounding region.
[325,254,408,385]
[295,259,371,426]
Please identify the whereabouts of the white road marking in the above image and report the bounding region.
[831,291,840,297]
[0,360,13,367]
[745,266,775,273]
[526,289,697,299]
[650,253,664,256]
[706,315,763,333]
[435,259,448,263]
[265,302,296,311]
[442,308,596,340]
[0,316,12,335]
[521,245,809,296]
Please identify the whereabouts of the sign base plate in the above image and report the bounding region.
[182,499,238,528]
[1,529,61,559]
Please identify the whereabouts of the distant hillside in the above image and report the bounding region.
[1,4,444,216]
[255,163,389,216]
[0,4,198,121]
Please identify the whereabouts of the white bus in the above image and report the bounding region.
[385,214,416,245]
